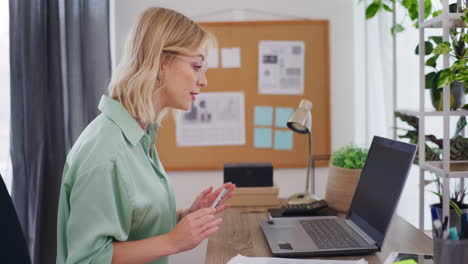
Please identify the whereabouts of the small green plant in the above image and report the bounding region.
[331,145,368,169]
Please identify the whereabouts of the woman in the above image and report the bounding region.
[56,7,236,264]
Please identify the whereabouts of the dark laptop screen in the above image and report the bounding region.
[347,136,416,249]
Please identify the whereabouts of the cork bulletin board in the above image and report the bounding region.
[156,20,331,171]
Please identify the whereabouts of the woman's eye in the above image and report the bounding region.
[193,65,203,71]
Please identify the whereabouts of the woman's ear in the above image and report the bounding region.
[158,64,166,82]
[158,54,171,80]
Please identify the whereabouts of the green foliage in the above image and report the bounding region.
[425,55,438,68]
[462,8,468,24]
[432,10,442,18]
[452,58,467,71]
[424,0,432,19]
[429,36,443,45]
[395,112,468,163]
[437,68,456,88]
[455,116,467,139]
[455,67,468,83]
[391,24,405,34]
[383,3,392,12]
[425,71,437,89]
[415,41,433,55]
[331,145,368,169]
[433,42,452,55]
[366,1,382,19]
[361,1,467,109]
[430,191,464,215]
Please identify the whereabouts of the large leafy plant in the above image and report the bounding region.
[331,145,368,169]
[416,11,468,110]
[395,111,468,208]
[363,1,468,110]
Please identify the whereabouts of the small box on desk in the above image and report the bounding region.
[228,186,279,207]
[223,163,273,187]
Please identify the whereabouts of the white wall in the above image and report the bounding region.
[111,0,357,263]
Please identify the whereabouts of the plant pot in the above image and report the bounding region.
[431,203,468,234]
[325,165,361,213]
[430,81,466,110]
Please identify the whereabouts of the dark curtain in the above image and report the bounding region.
[62,0,111,150]
[9,0,111,263]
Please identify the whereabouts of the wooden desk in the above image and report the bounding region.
[206,206,433,264]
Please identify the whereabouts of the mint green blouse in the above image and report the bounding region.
[57,96,176,264]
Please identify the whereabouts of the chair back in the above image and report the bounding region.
[0,173,31,264]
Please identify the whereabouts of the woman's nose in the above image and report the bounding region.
[197,72,208,88]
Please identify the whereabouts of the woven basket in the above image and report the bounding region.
[325,165,361,213]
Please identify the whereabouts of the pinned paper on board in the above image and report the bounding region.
[258,41,305,95]
[274,130,293,150]
[207,48,219,68]
[275,107,294,128]
[254,106,273,126]
[221,47,241,68]
[254,128,272,148]
[175,92,245,147]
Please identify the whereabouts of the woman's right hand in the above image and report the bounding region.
[167,208,222,252]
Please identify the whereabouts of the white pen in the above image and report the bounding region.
[211,188,228,209]
[433,219,442,238]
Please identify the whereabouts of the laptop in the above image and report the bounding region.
[260,136,417,257]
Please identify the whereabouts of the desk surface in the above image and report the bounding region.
[206,206,433,264]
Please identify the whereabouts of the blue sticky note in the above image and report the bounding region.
[275,107,294,128]
[254,128,272,148]
[274,130,293,150]
[254,106,273,126]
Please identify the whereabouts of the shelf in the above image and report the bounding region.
[414,0,467,232]
[421,13,466,28]
[395,109,468,117]
[421,161,468,178]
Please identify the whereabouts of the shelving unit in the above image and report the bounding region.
[415,0,467,231]
[397,109,468,117]
[420,13,465,28]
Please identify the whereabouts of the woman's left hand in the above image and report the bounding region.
[186,182,236,215]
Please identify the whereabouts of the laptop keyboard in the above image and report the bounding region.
[299,219,363,249]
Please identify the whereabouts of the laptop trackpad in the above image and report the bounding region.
[269,225,316,251]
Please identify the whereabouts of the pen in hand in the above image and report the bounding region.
[211,188,228,209]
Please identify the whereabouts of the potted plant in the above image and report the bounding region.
[416,25,467,110]
[363,1,468,111]
[325,145,368,213]
[394,111,468,165]
[395,111,468,230]
[428,177,468,232]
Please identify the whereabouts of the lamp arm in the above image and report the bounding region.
[305,132,312,193]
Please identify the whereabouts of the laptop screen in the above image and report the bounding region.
[347,136,416,249]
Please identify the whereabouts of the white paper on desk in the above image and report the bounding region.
[227,254,368,264]
[258,41,305,95]
[175,92,245,146]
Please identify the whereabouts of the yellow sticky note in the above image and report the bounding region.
[393,260,418,264]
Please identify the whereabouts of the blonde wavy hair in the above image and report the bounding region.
[108,7,216,124]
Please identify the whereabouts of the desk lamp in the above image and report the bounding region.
[287,99,315,204]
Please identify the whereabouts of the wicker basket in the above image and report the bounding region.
[325,165,361,213]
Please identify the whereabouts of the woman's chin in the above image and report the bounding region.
[176,102,192,111]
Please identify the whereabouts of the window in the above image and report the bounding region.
[0,0,11,192]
